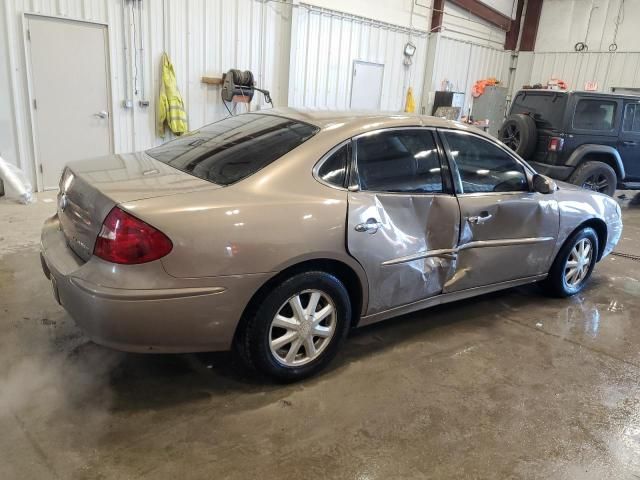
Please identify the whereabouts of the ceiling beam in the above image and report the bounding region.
[520,0,543,51]
[447,0,512,30]
[504,0,525,50]
[430,0,445,33]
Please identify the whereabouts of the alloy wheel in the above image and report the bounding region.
[269,289,337,367]
[502,124,521,150]
[564,238,593,288]
[582,173,609,193]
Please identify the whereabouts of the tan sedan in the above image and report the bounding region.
[41,109,622,380]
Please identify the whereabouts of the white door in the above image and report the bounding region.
[26,16,112,190]
[350,61,384,110]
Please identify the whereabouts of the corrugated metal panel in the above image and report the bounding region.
[288,4,428,111]
[521,51,640,92]
[441,3,506,50]
[1,0,289,188]
[430,35,510,113]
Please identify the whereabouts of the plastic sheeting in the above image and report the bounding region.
[0,156,34,204]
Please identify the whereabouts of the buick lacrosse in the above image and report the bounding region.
[41,109,622,380]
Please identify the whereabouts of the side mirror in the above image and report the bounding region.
[532,174,558,194]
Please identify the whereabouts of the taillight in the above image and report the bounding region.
[93,207,173,264]
[548,137,564,152]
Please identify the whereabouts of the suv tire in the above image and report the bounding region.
[542,227,598,297]
[236,271,351,382]
[499,114,537,159]
[569,161,617,196]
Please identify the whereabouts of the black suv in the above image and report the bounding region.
[499,89,640,196]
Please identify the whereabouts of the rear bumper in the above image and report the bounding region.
[40,215,272,353]
[529,161,574,181]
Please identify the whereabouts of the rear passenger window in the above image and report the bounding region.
[623,103,640,132]
[355,130,443,193]
[573,99,617,131]
[318,144,348,188]
[442,131,529,194]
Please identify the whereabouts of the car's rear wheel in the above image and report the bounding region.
[569,161,617,196]
[499,114,537,159]
[236,271,351,382]
[543,227,598,297]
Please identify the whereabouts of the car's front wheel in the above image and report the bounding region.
[236,271,351,382]
[543,227,598,297]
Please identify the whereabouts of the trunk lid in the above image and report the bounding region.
[57,152,219,261]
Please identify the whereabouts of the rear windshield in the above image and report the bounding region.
[146,114,319,185]
[510,92,567,129]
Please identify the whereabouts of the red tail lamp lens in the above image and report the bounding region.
[548,137,564,152]
[93,207,173,264]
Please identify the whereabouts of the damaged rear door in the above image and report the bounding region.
[439,129,559,292]
[347,128,460,315]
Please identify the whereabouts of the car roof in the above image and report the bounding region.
[257,107,492,139]
[515,89,640,100]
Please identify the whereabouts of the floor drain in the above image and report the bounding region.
[611,251,640,261]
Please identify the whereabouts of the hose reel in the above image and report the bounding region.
[221,69,272,105]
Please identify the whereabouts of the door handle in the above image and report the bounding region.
[93,111,109,119]
[355,218,381,234]
[468,212,493,224]
[623,140,637,146]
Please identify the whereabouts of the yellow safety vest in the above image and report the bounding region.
[157,52,188,137]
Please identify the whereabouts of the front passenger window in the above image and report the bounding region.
[442,131,529,194]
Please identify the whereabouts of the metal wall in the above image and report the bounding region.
[514,51,640,93]
[440,2,507,50]
[288,4,428,111]
[535,0,640,54]
[1,0,290,188]
[2,0,517,190]
[429,35,511,114]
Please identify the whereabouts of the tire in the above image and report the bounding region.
[569,161,617,197]
[235,271,351,382]
[499,114,537,159]
[543,227,598,297]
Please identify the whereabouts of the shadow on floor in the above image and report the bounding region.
[92,282,564,412]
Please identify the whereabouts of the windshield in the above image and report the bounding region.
[146,114,319,185]
[510,92,567,129]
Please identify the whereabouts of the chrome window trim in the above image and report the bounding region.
[455,190,536,198]
[351,190,452,197]
[437,128,536,196]
[312,139,351,191]
[351,126,451,196]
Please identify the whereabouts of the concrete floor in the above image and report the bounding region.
[1,191,640,480]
